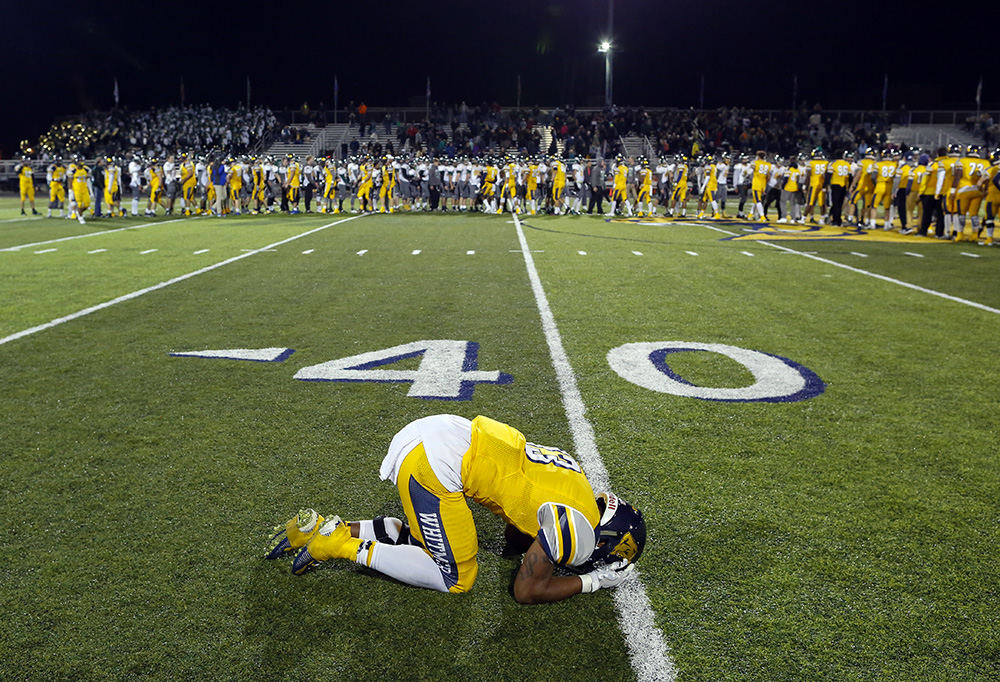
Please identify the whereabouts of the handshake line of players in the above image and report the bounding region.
[652,144,1000,244]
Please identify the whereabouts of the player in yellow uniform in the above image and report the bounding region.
[953,145,989,242]
[847,147,877,227]
[551,156,567,214]
[636,158,654,216]
[502,158,519,214]
[379,157,395,213]
[982,149,1000,245]
[872,150,897,229]
[607,156,630,217]
[145,159,164,216]
[286,155,302,213]
[480,160,498,213]
[69,162,91,225]
[939,144,962,239]
[320,158,337,214]
[697,155,721,219]
[355,158,373,213]
[804,149,828,224]
[103,157,123,217]
[179,154,197,216]
[16,156,39,215]
[826,152,852,226]
[46,159,66,218]
[525,159,540,214]
[748,151,771,221]
[227,158,244,215]
[266,414,646,603]
[668,156,690,218]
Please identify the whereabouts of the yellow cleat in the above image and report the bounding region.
[264,508,325,559]
[291,516,362,575]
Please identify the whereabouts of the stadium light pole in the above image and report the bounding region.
[599,40,612,107]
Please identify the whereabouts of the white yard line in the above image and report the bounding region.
[140,249,158,255]
[0,216,193,252]
[511,212,677,682]
[88,249,107,254]
[632,251,644,256]
[34,248,57,254]
[0,215,364,347]
[677,221,1000,316]
[302,249,315,255]
[903,251,924,258]
[193,249,210,254]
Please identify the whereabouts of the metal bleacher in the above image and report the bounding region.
[887,125,982,151]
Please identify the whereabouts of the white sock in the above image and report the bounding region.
[360,542,448,592]
[357,517,403,543]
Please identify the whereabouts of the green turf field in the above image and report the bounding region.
[1,197,998,681]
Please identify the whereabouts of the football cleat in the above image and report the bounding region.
[291,515,360,575]
[265,508,324,559]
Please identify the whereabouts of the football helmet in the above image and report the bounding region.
[990,148,1000,165]
[810,147,823,159]
[966,145,983,158]
[575,492,646,572]
[947,143,963,156]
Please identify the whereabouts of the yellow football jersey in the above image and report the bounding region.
[808,159,828,186]
[856,158,876,189]
[985,165,1000,200]
[828,160,851,187]
[613,164,628,190]
[751,159,771,191]
[461,416,600,559]
[874,160,896,188]
[956,157,988,189]
[939,157,958,192]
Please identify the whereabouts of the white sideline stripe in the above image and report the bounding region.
[850,251,868,258]
[680,221,1000,316]
[0,215,364,347]
[140,249,158,255]
[903,251,924,258]
[0,216,45,224]
[88,249,107,254]
[35,248,57,254]
[193,249,210,254]
[0,216,193,252]
[512,212,676,682]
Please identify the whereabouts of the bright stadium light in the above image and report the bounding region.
[598,40,613,107]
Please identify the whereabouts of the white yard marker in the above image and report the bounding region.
[740,251,755,257]
[88,249,107,254]
[960,252,981,258]
[140,249,158,255]
[466,250,475,255]
[682,220,1000,316]
[193,249,210,254]
[632,250,643,256]
[302,249,314,255]
[578,250,588,256]
[850,251,869,258]
[903,251,924,258]
[357,249,368,256]
[511,212,676,682]
[34,248,57,254]
[0,216,193,252]
[411,249,421,255]
[685,250,698,257]
[0,215,365,347]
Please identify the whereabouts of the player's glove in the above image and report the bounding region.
[579,559,635,593]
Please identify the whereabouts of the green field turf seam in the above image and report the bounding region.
[687,221,1000,316]
[0,214,365,348]
[0,216,195,252]
[513,211,677,682]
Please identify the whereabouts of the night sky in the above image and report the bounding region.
[5,0,995,156]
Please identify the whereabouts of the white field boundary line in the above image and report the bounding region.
[0,216,195,252]
[0,215,364,347]
[681,221,1000,316]
[511,212,676,682]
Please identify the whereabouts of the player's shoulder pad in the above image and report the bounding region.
[536,502,597,568]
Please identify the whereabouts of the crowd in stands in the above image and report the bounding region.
[34,105,278,160]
